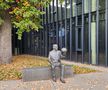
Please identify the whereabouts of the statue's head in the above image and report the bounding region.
[53,44,58,51]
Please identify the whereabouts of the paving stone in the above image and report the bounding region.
[0,61,108,90]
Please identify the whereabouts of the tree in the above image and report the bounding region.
[0,0,63,64]
[0,0,52,64]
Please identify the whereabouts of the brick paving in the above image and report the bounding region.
[0,61,108,90]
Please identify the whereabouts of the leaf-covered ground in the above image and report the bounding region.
[0,55,97,80]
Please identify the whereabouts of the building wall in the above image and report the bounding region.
[12,30,42,56]
[12,0,108,67]
[41,0,108,66]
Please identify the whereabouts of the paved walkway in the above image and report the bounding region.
[0,61,108,90]
[62,60,108,72]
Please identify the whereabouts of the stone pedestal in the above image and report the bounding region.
[22,65,74,82]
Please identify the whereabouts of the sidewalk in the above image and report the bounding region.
[0,61,108,90]
[62,60,108,72]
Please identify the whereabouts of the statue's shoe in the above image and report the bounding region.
[52,78,57,82]
[60,79,66,83]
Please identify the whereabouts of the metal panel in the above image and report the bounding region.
[81,0,84,63]
[42,7,45,56]
[52,0,55,44]
[61,4,63,20]
[88,0,91,64]
[105,0,108,66]
[48,4,51,51]
[56,0,59,44]
[39,31,42,55]
[45,7,48,56]
[12,28,16,55]
[96,0,99,65]
[65,0,67,48]
[75,0,78,61]
[70,0,73,60]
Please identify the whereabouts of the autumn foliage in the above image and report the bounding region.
[0,0,50,39]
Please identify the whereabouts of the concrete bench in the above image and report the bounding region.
[22,65,74,82]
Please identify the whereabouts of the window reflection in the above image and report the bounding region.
[59,22,65,48]
[67,0,70,18]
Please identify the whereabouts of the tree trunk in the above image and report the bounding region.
[0,11,12,64]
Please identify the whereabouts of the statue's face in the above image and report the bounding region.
[53,44,58,51]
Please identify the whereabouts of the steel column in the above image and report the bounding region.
[88,0,91,64]
[96,0,99,65]
[81,0,84,63]
[43,7,45,56]
[65,0,67,48]
[75,0,78,61]
[105,0,108,66]
[56,0,59,44]
[48,4,51,51]
[52,0,55,44]
[45,7,48,56]
[70,0,73,61]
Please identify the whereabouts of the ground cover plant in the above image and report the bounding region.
[0,55,97,80]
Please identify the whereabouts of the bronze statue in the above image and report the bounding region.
[48,44,67,83]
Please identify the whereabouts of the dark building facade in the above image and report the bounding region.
[12,0,108,67]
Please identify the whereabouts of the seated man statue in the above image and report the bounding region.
[48,44,67,83]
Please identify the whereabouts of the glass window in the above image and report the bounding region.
[47,6,50,23]
[76,0,82,15]
[77,4,82,15]
[84,0,89,13]
[77,28,82,49]
[50,1,53,23]
[58,0,62,20]
[77,0,82,3]
[99,12,105,20]
[84,15,89,63]
[99,20,105,65]
[91,13,96,22]
[67,0,71,18]
[78,16,82,25]
[99,0,105,10]
[44,8,46,24]
[91,0,96,12]
[54,0,57,22]
[72,0,76,17]
[91,22,96,64]
[62,1,65,19]
[58,21,65,48]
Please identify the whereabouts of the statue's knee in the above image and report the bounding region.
[51,65,55,69]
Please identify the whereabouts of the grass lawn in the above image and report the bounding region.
[0,55,97,80]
